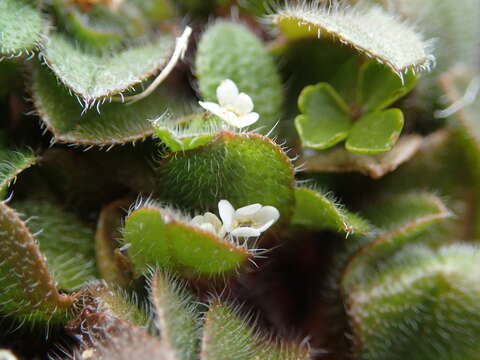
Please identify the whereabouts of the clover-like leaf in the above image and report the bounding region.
[32,65,187,146]
[342,192,452,292]
[123,204,251,277]
[41,32,175,103]
[0,201,75,325]
[292,187,370,235]
[270,3,433,74]
[150,270,201,360]
[302,135,423,179]
[14,197,97,291]
[156,132,295,222]
[347,244,480,360]
[201,300,311,360]
[295,83,351,150]
[153,113,221,152]
[358,61,417,113]
[0,149,36,198]
[346,109,404,154]
[0,0,43,58]
[196,22,284,131]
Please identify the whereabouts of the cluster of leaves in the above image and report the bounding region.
[0,0,479,359]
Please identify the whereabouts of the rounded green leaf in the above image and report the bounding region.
[196,22,284,131]
[124,206,250,277]
[346,109,404,154]
[0,149,36,198]
[156,132,295,223]
[295,83,352,150]
[358,60,417,112]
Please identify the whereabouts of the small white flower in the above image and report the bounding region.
[190,212,226,238]
[218,200,280,238]
[198,79,260,128]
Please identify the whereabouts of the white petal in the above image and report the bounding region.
[218,200,235,232]
[218,111,242,128]
[217,79,238,107]
[199,101,223,117]
[253,206,280,224]
[232,93,254,115]
[235,203,262,218]
[199,223,216,234]
[231,227,261,238]
[255,219,275,233]
[203,212,222,231]
[234,113,259,128]
[190,215,205,227]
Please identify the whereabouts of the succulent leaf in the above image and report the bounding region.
[270,3,434,74]
[196,22,284,131]
[150,270,201,360]
[0,201,75,325]
[41,32,175,103]
[292,187,370,235]
[0,0,43,58]
[32,65,187,146]
[14,197,98,291]
[201,301,311,360]
[157,132,295,222]
[123,204,250,277]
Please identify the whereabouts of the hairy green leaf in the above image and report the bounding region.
[0,149,36,198]
[270,3,433,74]
[157,132,295,223]
[0,201,75,325]
[196,22,284,131]
[292,187,370,235]
[0,0,43,57]
[41,32,174,102]
[124,204,250,277]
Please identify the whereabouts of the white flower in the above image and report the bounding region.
[198,79,260,128]
[218,200,280,238]
[190,212,226,238]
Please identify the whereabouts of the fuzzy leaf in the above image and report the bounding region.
[14,197,97,291]
[292,187,370,235]
[32,65,186,146]
[271,3,433,74]
[0,0,43,57]
[348,244,480,360]
[302,135,423,179]
[150,271,201,360]
[196,22,284,131]
[153,113,221,152]
[157,132,295,222]
[346,109,404,154]
[124,205,250,277]
[41,32,174,102]
[0,149,36,198]
[96,198,135,288]
[342,192,452,292]
[295,83,351,150]
[201,301,311,360]
[0,201,74,325]
[358,61,417,112]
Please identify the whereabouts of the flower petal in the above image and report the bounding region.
[255,219,275,233]
[234,112,260,128]
[221,111,242,128]
[233,92,254,115]
[199,101,223,117]
[231,227,261,238]
[235,203,262,218]
[217,79,238,107]
[190,215,205,227]
[204,212,222,231]
[199,222,216,235]
[253,206,280,225]
[218,200,235,232]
